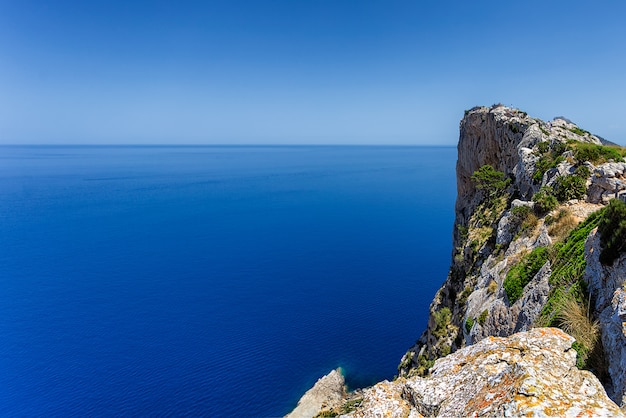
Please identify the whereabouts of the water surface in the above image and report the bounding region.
[0,145,456,416]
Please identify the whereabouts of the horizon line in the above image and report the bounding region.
[0,143,457,147]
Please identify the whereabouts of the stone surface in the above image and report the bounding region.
[286,368,346,418]
[585,230,626,407]
[343,329,623,417]
[588,162,626,204]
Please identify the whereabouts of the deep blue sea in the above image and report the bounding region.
[0,145,456,417]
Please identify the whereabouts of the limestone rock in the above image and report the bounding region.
[585,230,626,407]
[286,368,347,418]
[344,329,622,417]
[588,162,626,204]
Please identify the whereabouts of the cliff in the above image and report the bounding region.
[399,104,626,405]
[289,105,626,417]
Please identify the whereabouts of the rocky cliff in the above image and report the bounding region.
[398,104,626,405]
[288,105,626,417]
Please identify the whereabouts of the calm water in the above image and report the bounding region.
[0,145,456,416]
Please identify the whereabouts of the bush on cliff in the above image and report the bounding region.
[532,187,558,215]
[571,143,625,164]
[554,175,587,202]
[598,198,626,265]
[532,141,569,183]
[471,165,510,202]
[433,307,452,338]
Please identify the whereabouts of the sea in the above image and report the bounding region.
[0,145,456,417]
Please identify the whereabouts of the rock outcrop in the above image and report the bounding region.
[293,329,623,417]
[286,368,347,418]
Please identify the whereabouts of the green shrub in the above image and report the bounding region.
[554,175,587,202]
[433,307,452,338]
[532,187,558,215]
[440,344,451,356]
[504,247,549,303]
[575,165,591,178]
[478,309,488,325]
[471,165,511,201]
[532,141,570,183]
[458,286,472,305]
[568,126,589,136]
[465,317,475,333]
[537,141,550,154]
[340,398,363,414]
[598,198,626,265]
[573,143,625,164]
[572,341,590,369]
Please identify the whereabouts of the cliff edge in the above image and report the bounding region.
[289,105,626,417]
[399,104,626,406]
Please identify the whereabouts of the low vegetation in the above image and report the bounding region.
[532,187,558,215]
[432,307,452,338]
[471,165,511,202]
[509,205,539,238]
[598,198,626,265]
[546,209,578,241]
[569,142,626,165]
[556,294,599,369]
[465,317,474,333]
[536,210,606,372]
[504,247,549,303]
[553,174,587,202]
[533,141,568,183]
[477,309,488,325]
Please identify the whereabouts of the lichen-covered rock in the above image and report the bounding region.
[286,368,346,418]
[343,329,623,417]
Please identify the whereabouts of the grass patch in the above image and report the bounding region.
[510,205,539,238]
[557,295,599,359]
[567,126,590,137]
[547,209,578,241]
[549,210,602,286]
[504,247,549,303]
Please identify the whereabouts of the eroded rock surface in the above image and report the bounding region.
[585,230,626,407]
[286,368,346,418]
[343,329,623,417]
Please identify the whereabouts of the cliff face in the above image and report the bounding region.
[288,105,626,417]
[399,104,626,407]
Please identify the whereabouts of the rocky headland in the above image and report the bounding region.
[288,105,626,417]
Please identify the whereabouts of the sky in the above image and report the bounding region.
[0,1,625,145]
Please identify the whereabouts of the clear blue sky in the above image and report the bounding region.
[1,1,625,145]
